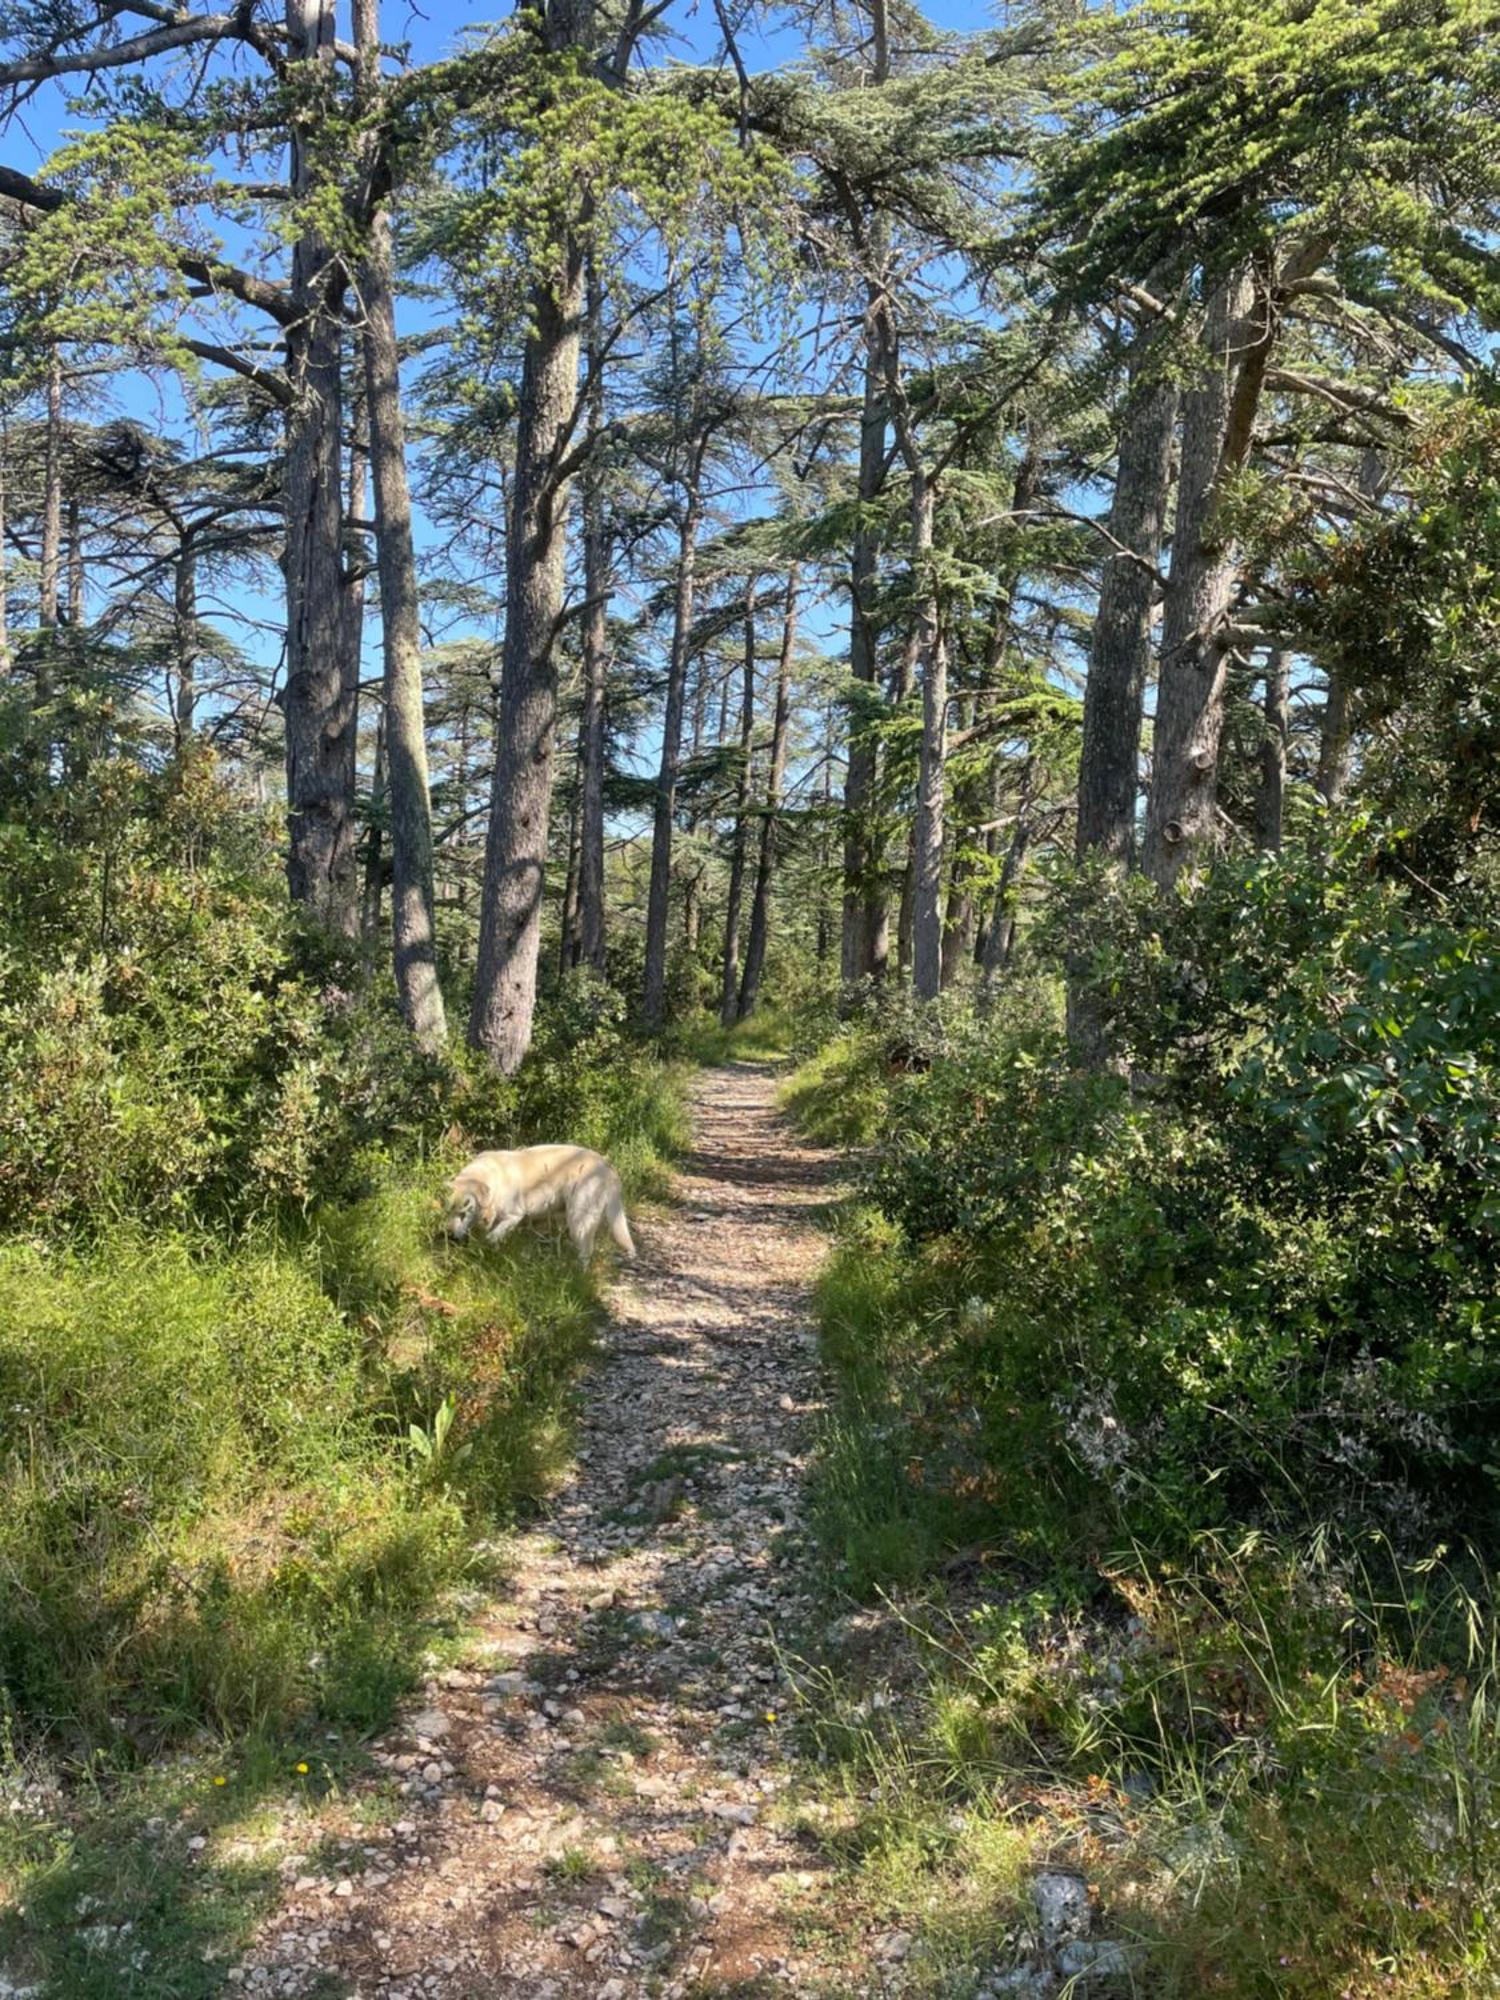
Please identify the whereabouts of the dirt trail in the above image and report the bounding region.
[236,1063,855,2000]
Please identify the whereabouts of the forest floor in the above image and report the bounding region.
[231,1061,877,1999]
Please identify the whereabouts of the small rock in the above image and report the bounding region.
[332,1879,354,1899]
[1033,1870,1090,1945]
[408,1709,451,1740]
[877,1930,913,1962]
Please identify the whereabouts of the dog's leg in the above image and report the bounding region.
[485,1210,523,1246]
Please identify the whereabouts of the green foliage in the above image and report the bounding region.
[1297,404,1500,900]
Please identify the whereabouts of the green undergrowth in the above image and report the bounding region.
[784,964,1500,1998]
[666,1003,799,1068]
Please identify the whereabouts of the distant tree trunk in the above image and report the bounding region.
[39,348,61,642]
[841,246,890,993]
[362,713,386,935]
[1316,669,1353,807]
[66,496,83,627]
[469,3,592,1072]
[908,477,948,1001]
[173,538,198,746]
[354,0,446,1045]
[0,427,11,676]
[980,810,1033,999]
[1254,648,1290,851]
[576,260,609,974]
[641,439,706,1031]
[720,577,759,1025]
[738,569,798,1020]
[283,0,359,934]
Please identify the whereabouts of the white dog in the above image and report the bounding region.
[443,1145,636,1266]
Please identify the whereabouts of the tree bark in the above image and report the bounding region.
[1074,357,1177,869]
[908,474,947,1001]
[469,227,585,1069]
[362,712,386,936]
[840,243,890,993]
[354,0,446,1044]
[576,259,609,974]
[0,423,11,676]
[1141,267,1261,889]
[39,348,62,638]
[641,441,706,1031]
[1254,648,1290,850]
[839,0,891,996]
[719,576,759,1026]
[282,0,359,934]
[738,569,798,1020]
[468,0,600,1071]
[980,809,1033,998]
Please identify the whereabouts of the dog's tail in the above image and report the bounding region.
[605,1176,636,1259]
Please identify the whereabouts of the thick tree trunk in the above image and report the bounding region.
[738,570,798,1020]
[576,262,609,974]
[1141,268,1262,889]
[1067,339,1178,1062]
[1075,361,1177,869]
[1254,648,1290,851]
[641,452,705,1031]
[719,578,758,1026]
[283,0,359,934]
[469,231,585,1070]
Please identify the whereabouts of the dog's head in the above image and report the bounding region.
[443,1179,481,1240]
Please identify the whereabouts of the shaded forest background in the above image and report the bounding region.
[1,0,1500,1994]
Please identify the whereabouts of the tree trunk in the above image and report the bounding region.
[469,225,585,1069]
[38,347,62,666]
[66,496,83,627]
[909,475,947,1001]
[1254,648,1290,851]
[576,260,609,974]
[559,766,583,974]
[174,538,197,746]
[1141,267,1263,889]
[362,713,386,936]
[641,448,705,1031]
[719,578,759,1025]
[980,810,1033,998]
[839,0,891,996]
[282,0,359,934]
[0,426,10,676]
[841,245,890,993]
[353,0,446,1044]
[738,569,798,1020]
[1075,358,1177,870]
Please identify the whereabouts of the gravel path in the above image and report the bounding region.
[235,1062,852,1999]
